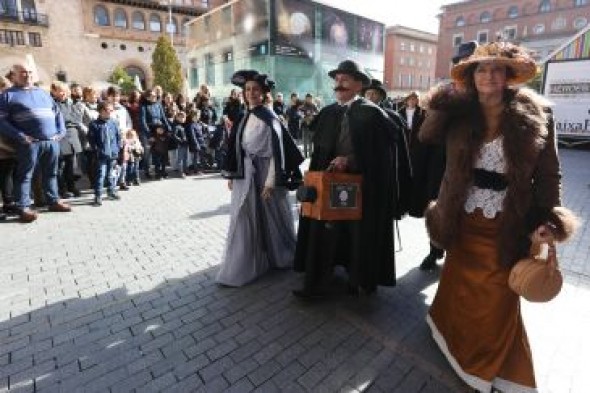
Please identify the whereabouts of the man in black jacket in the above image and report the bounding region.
[293,60,399,298]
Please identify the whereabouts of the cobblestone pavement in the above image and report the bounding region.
[0,149,589,393]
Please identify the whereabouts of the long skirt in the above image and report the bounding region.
[216,157,295,287]
[427,209,537,393]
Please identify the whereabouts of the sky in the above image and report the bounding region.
[316,0,452,34]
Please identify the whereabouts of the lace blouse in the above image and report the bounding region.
[464,136,507,218]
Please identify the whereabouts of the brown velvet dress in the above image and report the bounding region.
[427,209,537,393]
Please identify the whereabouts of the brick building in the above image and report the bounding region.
[0,0,211,89]
[436,0,590,80]
[383,25,438,95]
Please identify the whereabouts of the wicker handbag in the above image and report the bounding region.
[508,242,563,302]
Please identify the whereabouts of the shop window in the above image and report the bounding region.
[132,11,145,30]
[94,5,110,26]
[114,9,127,28]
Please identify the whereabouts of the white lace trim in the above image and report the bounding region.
[465,136,507,219]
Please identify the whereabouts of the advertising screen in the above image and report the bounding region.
[273,0,315,59]
[357,17,384,54]
[544,60,590,140]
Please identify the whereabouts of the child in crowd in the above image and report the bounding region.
[172,111,189,178]
[150,124,169,180]
[125,129,143,186]
[88,102,122,206]
[185,109,205,175]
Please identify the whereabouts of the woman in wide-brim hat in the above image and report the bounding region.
[419,42,578,393]
[217,69,303,287]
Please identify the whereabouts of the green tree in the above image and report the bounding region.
[151,36,183,94]
[108,66,136,95]
[526,67,543,93]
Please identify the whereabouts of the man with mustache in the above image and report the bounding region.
[293,60,399,299]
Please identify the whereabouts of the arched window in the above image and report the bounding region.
[166,16,178,34]
[149,13,161,32]
[182,17,190,35]
[539,0,551,13]
[480,11,492,23]
[508,6,519,18]
[455,16,466,27]
[132,11,145,30]
[114,8,127,28]
[94,5,110,26]
[574,0,587,6]
[574,17,588,29]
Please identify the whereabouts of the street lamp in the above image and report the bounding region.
[160,0,174,45]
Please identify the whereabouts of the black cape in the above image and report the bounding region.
[222,105,304,190]
[294,98,398,288]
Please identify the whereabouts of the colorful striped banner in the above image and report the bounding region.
[553,28,590,60]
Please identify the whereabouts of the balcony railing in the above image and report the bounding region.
[0,10,49,27]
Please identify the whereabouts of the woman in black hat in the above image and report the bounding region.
[217,70,303,287]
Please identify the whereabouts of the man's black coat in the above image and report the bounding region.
[294,98,398,289]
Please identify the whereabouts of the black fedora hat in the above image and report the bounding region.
[452,41,479,65]
[328,60,370,87]
[362,78,387,98]
[231,69,275,92]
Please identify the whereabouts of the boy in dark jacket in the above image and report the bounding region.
[88,102,122,206]
[149,124,169,180]
[172,111,189,177]
[185,110,206,174]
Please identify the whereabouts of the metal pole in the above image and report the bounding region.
[168,0,173,45]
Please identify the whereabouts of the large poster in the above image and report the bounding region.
[233,0,269,35]
[357,17,384,53]
[273,0,315,58]
[544,60,590,140]
[321,6,354,49]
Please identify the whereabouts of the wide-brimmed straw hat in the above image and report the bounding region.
[451,42,537,86]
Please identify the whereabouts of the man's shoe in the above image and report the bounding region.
[0,212,6,221]
[107,193,121,201]
[132,179,140,186]
[48,201,72,213]
[70,189,82,197]
[19,209,38,223]
[92,196,102,206]
[419,254,438,271]
[119,183,130,191]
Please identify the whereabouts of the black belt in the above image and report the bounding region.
[473,168,508,191]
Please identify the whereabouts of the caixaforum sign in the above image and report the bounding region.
[543,59,590,142]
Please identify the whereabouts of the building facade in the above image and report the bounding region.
[0,0,209,88]
[436,0,590,80]
[383,25,438,96]
[186,0,385,104]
